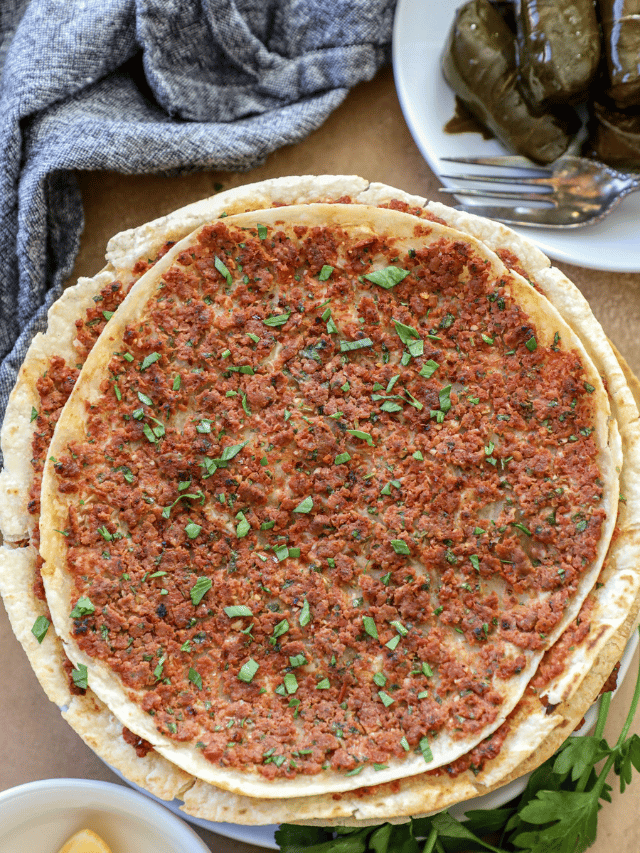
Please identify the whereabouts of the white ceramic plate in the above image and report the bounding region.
[392,0,640,273]
[110,629,638,850]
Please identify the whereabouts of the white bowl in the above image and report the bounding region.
[0,778,211,853]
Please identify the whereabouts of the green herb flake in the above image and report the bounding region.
[214,255,233,287]
[419,736,433,763]
[140,352,160,371]
[71,664,88,690]
[373,672,387,687]
[293,496,314,514]
[188,667,203,690]
[393,319,421,345]
[185,521,202,539]
[362,615,379,640]
[340,337,374,353]
[30,406,39,422]
[70,596,95,618]
[257,224,268,240]
[289,654,307,668]
[381,479,401,496]
[299,599,311,627]
[283,672,299,694]
[238,658,259,683]
[347,429,374,446]
[190,576,212,605]
[364,266,410,289]
[334,452,351,465]
[31,615,50,643]
[390,620,408,636]
[378,690,394,707]
[439,384,452,413]
[385,634,400,650]
[470,554,480,572]
[316,678,330,690]
[224,605,253,618]
[235,511,250,538]
[172,375,181,391]
[263,312,291,327]
[390,538,410,555]
[525,335,538,352]
[318,265,334,281]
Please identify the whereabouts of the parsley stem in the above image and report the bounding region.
[592,627,640,799]
[593,690,611,741]
[422,827,438,853]
[613,629,640,749]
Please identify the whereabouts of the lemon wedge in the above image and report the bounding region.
[57,829,113,853]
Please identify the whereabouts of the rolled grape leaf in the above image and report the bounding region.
[441,0,580,163]
[587,98,640,168]
[515,0,600,105]
[598,0,640,109]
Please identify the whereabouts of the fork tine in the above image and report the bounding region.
[439,172,552,187]
[439,187,555,204]
[440,155,551,173]
[452,203,588,227]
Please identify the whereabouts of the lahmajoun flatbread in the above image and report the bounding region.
[1,176,639,826]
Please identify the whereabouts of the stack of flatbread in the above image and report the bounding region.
[1,176,639,826]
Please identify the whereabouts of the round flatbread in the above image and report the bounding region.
[39,202,620,799]
[1,176,639,826]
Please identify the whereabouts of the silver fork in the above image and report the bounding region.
[438,155,640,228]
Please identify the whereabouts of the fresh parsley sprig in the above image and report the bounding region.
[276,628,640,853]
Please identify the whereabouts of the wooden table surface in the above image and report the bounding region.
[2,65,640,852]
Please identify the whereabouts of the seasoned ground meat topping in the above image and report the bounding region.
[50,214,606,780]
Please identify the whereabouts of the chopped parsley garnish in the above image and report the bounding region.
[318,265,334,280]
[185,521,202,539]
[525,335,538,352]
[235,511,250,538]
[346,429,374,446]
[362,615,379,640]
[439,385,452,413]
[188,667,203,690]
[31,615,50,643]
[419,736,433,763]
[316,678,330,690]
[263,312,291,327]
[71,664,88,690]
[419,358,440,379]
[390,539,410,555]
[70,596,95,618]
[293,496,314,514]
[140,351,160,370]
[381,479,401,495]
[283,672,299,694]
[299,599,311,627]
[257,224,268,240]
[224,605,253,618]
[334,452,351,464]
[340,338,374,352]
[214,255,233,287]
[238,658,259,683]
[190,576,212,605]
[378,690,394,707]
[364,266,410,289]
[30,406,38,422]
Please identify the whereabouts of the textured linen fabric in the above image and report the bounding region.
[0,0,395,456]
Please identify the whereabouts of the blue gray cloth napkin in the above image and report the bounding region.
[0,0,395,453]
